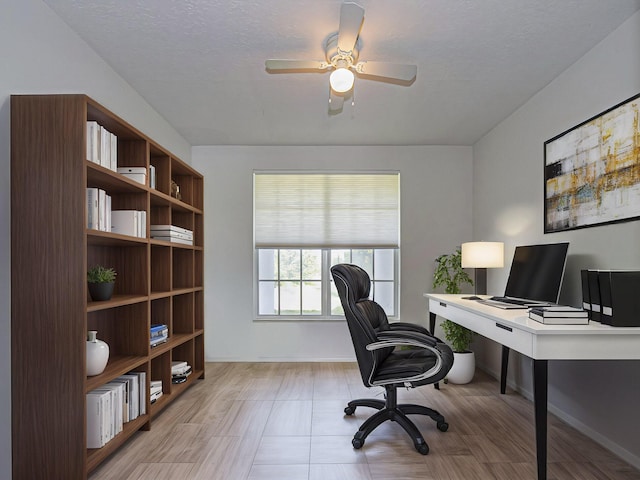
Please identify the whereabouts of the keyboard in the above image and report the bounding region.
[478,296,551,310]
[477,298,529,309]
[489,296,530,305]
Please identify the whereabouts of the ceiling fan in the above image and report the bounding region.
[265,2,417,112]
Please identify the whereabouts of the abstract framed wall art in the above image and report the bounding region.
[544,93,640,233]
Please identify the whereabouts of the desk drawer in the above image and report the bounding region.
[430,300,533,356]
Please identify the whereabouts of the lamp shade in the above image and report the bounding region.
[461,242,504,268]
[329,68,355,93]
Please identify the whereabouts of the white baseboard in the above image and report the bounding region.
[477,364,640,470]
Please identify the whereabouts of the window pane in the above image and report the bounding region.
[280,281,301,315]
[302,281,322,315]
[352,249,373,277]
[374,281,394,316]
[302,250,321,280]
[258,281,278,314]
[374,249,394,280]
[331,249,351,266]
[258,249,278,280]
[279,249,301,280]
[330,282,344,315]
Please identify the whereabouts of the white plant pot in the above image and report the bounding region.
[447,351,475,384]
[86,330,109,376]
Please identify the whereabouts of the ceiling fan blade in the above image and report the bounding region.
[328,90,345,113]
[265,60,328,71]
[337,2,364,53]
[354,61,417,82]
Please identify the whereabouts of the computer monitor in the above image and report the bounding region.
[503,242,569,303]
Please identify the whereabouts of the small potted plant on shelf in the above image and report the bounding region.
[432,248,476,384]
[87,265,117,301]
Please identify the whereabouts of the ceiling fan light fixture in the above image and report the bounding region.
[329,67,355,93]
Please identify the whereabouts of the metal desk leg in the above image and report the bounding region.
[533,359,548,480]
[501,345,510,394]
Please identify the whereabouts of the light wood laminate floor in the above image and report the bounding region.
[89,362,640,480]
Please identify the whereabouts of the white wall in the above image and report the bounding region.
[472,11,640,467]
[0,0,192,476]
[192,145,473,361]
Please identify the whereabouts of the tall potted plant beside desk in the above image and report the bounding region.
[433,248,476,384]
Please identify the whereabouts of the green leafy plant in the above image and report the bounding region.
[87,265,117,284]
[432,248,474,353]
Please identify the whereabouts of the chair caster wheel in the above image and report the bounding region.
[344,406,356,415]
[416,443,429,455]
[437,421,449,432]
[352,437,364,449]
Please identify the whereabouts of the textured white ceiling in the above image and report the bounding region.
[43,0,640,146]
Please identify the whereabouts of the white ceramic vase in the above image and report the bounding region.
[86,330,109,376]
[447,351,475,384]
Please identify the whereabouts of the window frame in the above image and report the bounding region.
[254,247,400,321]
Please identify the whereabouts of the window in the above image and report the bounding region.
[254,172,400,319]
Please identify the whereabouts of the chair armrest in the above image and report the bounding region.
[367,330,438,351]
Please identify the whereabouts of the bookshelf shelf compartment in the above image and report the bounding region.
[11,94,205,479]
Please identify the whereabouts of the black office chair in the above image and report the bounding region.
[331,263,454,454]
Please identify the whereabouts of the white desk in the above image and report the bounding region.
[425,293,640,480]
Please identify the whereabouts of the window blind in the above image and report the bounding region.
[254,172,400,248]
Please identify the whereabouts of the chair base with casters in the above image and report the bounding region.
[344,384,448,454]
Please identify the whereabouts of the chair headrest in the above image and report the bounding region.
[331,263,371,302]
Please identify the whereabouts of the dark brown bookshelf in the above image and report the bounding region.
[11,94,204,479]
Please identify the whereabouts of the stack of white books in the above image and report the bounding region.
[150,380,163,404]
[86,121,117,171]
[171,361,192,384]
[150,224,193,245]
[86,188,111,232]
[528,306,589,325]
[86,371,146,449]
[111,210,147,238]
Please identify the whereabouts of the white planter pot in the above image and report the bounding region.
[447,351,475,384]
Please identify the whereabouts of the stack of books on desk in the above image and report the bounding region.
[150,324,168,347]
[528,306,589,325]
[150,224,193,245]
[171,361,192,384]
[150,380,163,404]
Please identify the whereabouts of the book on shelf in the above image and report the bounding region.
[172,366,192,377]
[150,335,168,347]
[150,389,163,404]
[171,360,188,373]
[86,371,147,448]
[150,224,193,237]
[150,380,162,390]
[86,188,99,230]
[149,164,156,189]
[86,188,112,232]
[111,210,146,238]
[150,324,168,338]
[86,121,100,164]
[152,235,193,246]
[528,306,589,325]
[86,121,118,171]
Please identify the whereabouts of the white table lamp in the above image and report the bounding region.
[461,241,504,295]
